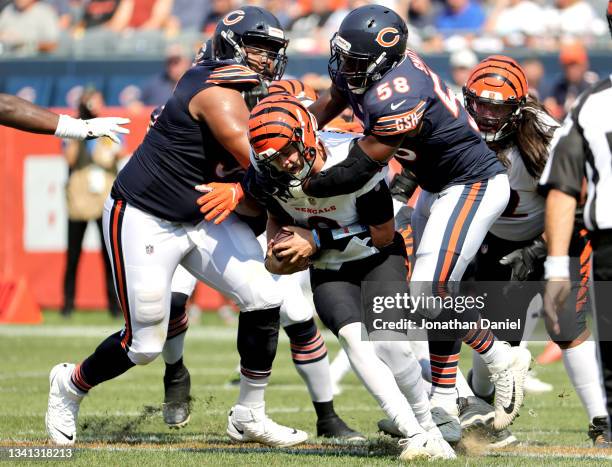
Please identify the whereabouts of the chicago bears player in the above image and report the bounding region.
[45,7,309,448]
[463,56,609,445]
[155,81,362,440]
[247,94,456,460]
[286,5,531,435]
[0,92,129,142]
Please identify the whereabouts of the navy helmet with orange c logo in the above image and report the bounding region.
[212,6,289,81]
[463,55,529,143]
[329,5,408,94]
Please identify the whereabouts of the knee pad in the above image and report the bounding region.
[279,275,314,327]
[238,307,280,373]
[284,318,327,365]
[131,266,167,325]
[168,292,189,339]
[128,347,162,365]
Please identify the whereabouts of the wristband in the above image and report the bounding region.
[54,114,88,140]
[311,229,321,250]
[544,256,570,279]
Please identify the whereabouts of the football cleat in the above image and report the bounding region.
[490,346,531,430]
[430,399,462,444]
[227,404,308,447]
[377,418,403,438]
[399,430,457,461]
[523,371,553,394]
[163,363,191,429]
[46,363,84,445]
[458,396,494,429]
[317,415,365,441]
[588,416,611,448]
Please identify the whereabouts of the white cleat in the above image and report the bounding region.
[45,363,84,445]
[227,404,308,447]
[399,430,457,461]
[491,346,531,430]
[430,400,462,444]
[524,371,553,394]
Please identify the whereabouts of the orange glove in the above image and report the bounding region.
[195,182,244,224]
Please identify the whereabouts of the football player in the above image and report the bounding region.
[0,92,129,142]
[247,94,456,460]
[290,5,531,435]
[45,7,308,448]
[463,56,608,445]
[157,80,361,440]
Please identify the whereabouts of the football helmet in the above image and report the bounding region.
[463,55,528,143]
[329,5,408,94]
[268,79,318,106]
[212,6,288,81]
[249,94,318,186]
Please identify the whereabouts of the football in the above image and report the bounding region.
[273,228,294,245]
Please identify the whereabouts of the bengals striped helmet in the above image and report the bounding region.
[268,79,318,106]
[463,55,528,143]
[249,94,318,186]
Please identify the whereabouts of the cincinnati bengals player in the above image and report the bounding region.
[45,7,313,448]
[463,56,609,445]
[247,94,456,460]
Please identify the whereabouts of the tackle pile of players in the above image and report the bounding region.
[44,4,612,460]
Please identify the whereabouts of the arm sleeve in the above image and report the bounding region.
[304,141,386,198]
[356,180,394,226]
[538,113,587,200]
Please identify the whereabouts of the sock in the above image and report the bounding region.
[563,340,607,420]
[238,374,268,409]
[463,325,495,356]
[329,348,352,385]
[285,320,333,403]
[313,400,337,420]
[72,331,135,393]
[165,357,184,374]
[340,323,424,437]
[471,352,494,398]
[473,339,511,373]
[429,340,461,406]
[375,341,436,430]
[163,292,189,364]
[456,368,475,398]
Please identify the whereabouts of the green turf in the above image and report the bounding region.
[0,311,608,465]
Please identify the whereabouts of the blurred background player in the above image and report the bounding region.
[61,87,123,319]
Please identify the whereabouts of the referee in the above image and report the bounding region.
[540,0,612,438]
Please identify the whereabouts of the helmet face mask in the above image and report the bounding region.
[464,90,522,142]
[259,135,315,186]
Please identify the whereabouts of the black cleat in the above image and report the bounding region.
[466,370,495,405]
[317,415,365,441]
[163,363,191,429]
[588,416,611,448]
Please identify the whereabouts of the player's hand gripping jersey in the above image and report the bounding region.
[337,50,504,193]
[248,131,391,270]
[112,60,261,223]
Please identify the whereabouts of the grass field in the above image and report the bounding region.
[1,310,611,466]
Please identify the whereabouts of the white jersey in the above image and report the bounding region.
[274,131,387,270]
[490,112,558,241]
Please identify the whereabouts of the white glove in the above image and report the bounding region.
[55,114,130,143]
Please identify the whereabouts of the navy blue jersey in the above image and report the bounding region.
[339,50,505,193]
[112,60,260,223]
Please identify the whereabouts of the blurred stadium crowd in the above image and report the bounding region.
[0,0,610,57]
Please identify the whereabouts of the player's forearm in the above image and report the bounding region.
[544,189,576,258]
[0,94,59,134]
[303,141,386,197]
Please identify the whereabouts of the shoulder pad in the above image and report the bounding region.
[206,63,261,86]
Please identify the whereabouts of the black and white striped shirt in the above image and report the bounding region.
[539,75,612,231]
